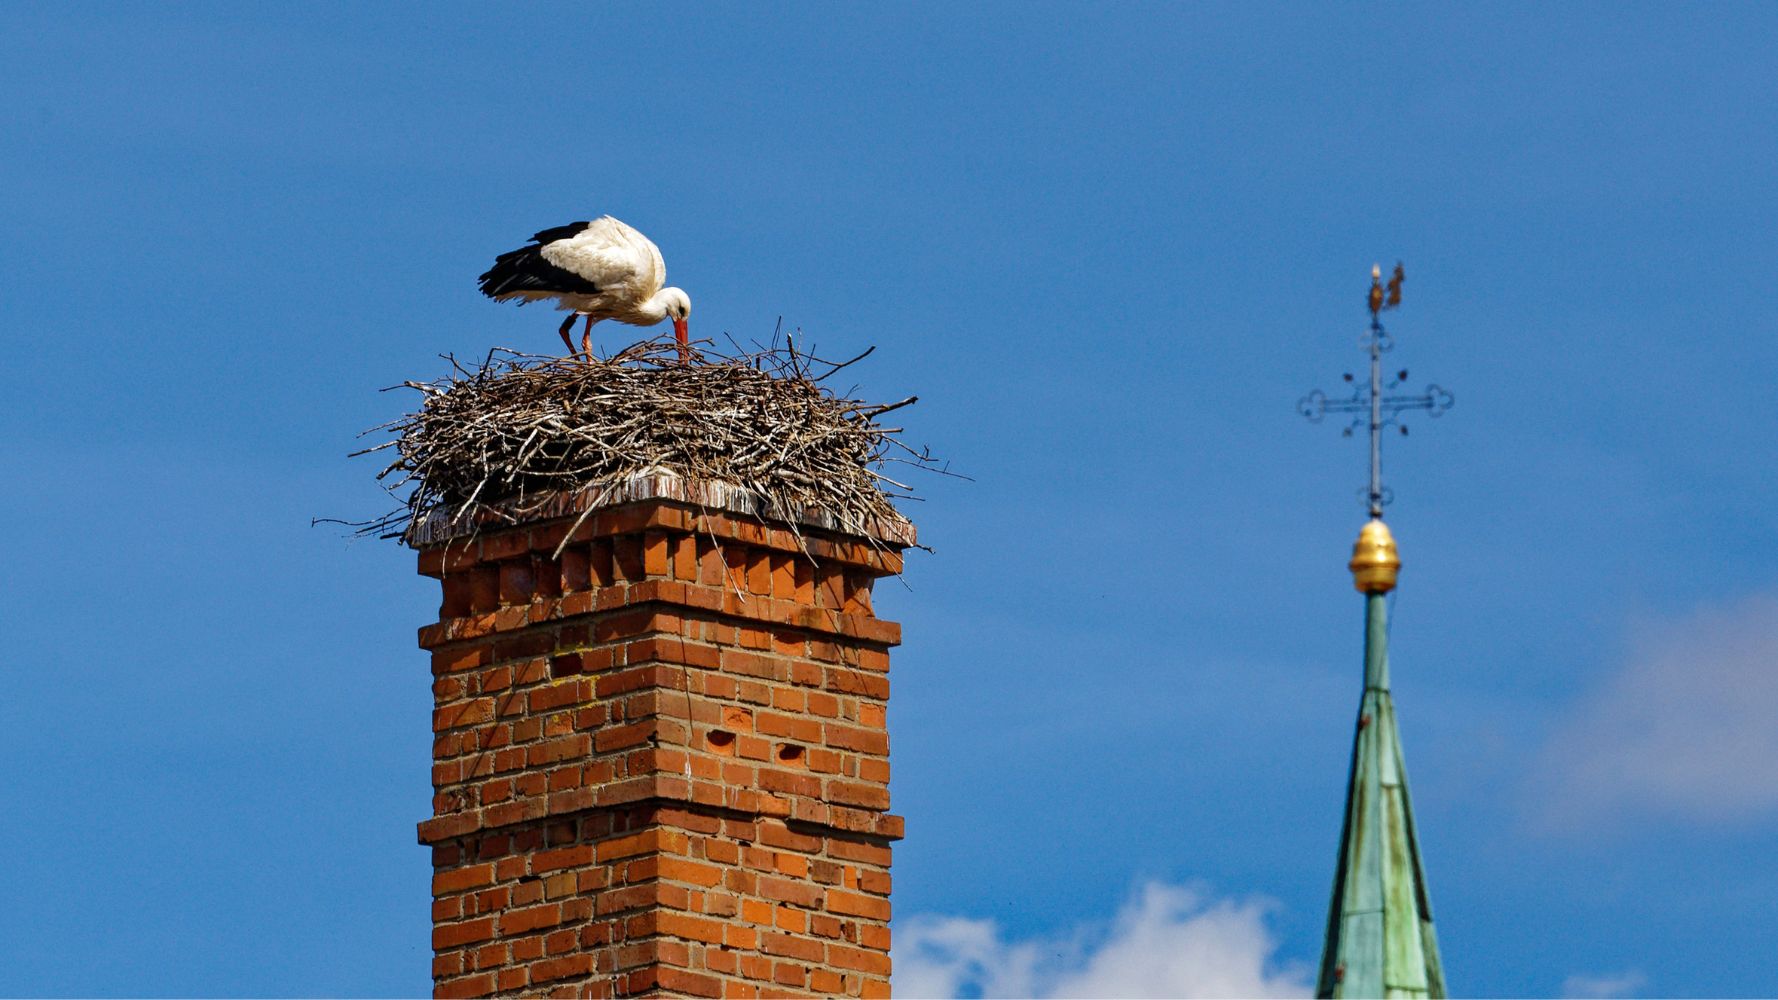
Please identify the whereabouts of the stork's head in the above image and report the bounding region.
[660,287,692,343]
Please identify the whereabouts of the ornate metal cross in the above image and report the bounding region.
[1298,264,1454,517]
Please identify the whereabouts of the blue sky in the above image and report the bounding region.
[4,3,1777,996]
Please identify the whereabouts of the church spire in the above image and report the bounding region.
[1299,265,1452,998]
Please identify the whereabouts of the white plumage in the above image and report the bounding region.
[479,216,692,357]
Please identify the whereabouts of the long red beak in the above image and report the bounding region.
[673,317,689,345]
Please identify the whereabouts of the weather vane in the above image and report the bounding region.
[1298,263,1454,518]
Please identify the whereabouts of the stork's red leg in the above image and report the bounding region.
[558,314,578,356]
[580,315,595,360]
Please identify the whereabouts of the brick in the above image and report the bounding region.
[759,770,820,798]
[757,875,824,909]
[698,540,728,587]
[827,889,891,921]
[658,857,726,886]
[480,529,531,562]
[432,643,492,676]
[816,568,845,608]
[528,952,594,983]
[651,967,723,998]
[594,664,676,698]
[858,922,891,951]
[418,811,480,843]
[756,711,823,744]
[501,900,561,932]
[597,827,686,862]
[824,667,889,700]
[829,942,893,975]
[717,649,778,681]
[758,821,822,855]
[768,554,795,598]
[435,972,496,999]
[526,734,591,766]
[493,632,553,661]
[827,780,890,810]
[466,567,501,614]
[773,905,808,933]
[773,852,811,879]
[672,534,698,581]
[497,560,534,605]
[843,572,873,614]
[706,948,739,976]
[758,930,824,963]
[825,724,888,756]
[611,535,644,581]
[433,917,496,950]
[515,659,549,685]
[432,863,495,896]
[725,922,757,950]
[585,539,614,587]
[432,950,464,978]
[593,721,653,753]
[530,844,594,872]
[659,911,728,945]
[739,953,774,982]
[434,698,495,731]
[643,530,670,577]
[483,799,546,828]
[559,547,590,592]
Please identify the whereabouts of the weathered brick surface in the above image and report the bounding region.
[418,500,905,998]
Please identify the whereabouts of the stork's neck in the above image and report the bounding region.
[632,292,670,323]
[621,288,669,324]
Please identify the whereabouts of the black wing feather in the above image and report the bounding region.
[530,220,593,244]
[478,239,601,299]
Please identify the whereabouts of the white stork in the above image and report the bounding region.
[478,216,692,358]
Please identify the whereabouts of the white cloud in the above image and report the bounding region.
[893,882,1311,999]
[1561,969,1648,998]
[1531,593,1778,828]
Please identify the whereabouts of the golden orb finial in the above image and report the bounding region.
[1349,518,1401,593]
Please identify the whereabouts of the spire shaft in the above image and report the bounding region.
[1364,592,1390,692]
[1318,545,1446,999]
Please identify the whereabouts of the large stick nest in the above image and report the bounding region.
[355,336,939,545]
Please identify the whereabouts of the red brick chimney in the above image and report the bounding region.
[415,481,909,998]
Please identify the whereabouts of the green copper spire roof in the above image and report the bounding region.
[1316,520,1445,999]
